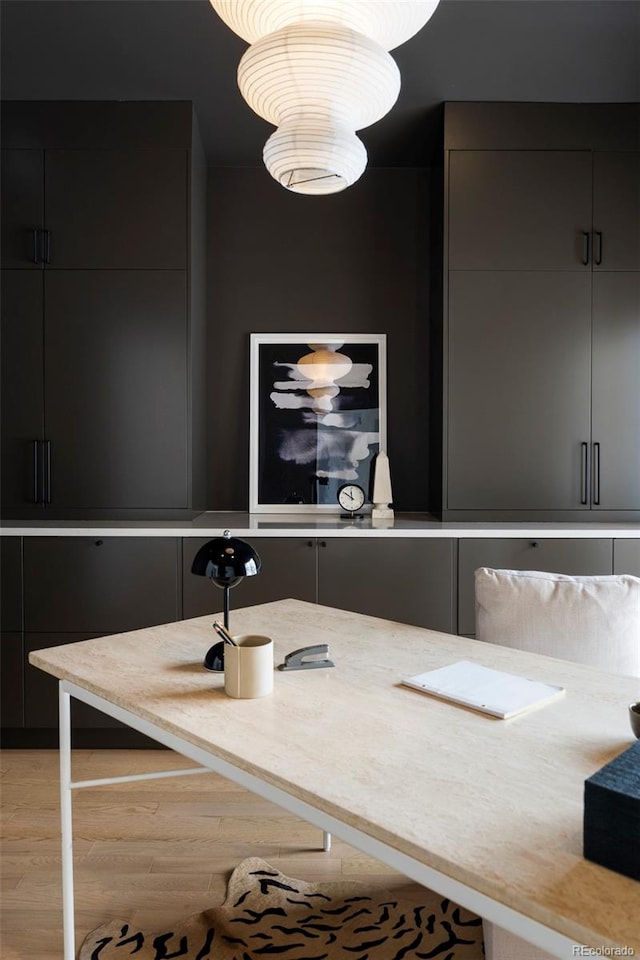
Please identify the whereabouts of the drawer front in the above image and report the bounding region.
[318,538,455,634]
[182,537,317,621]
[613,539,640,577]
[24,537,180,632]
[458,538,613,635]
[1,537,22,632]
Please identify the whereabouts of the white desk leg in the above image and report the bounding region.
[59,684,76,960]
[323,831,331,852]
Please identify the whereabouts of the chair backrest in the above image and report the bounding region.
[474,568,640,678]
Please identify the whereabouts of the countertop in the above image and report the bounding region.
[1,512,639,537]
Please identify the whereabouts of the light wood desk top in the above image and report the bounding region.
[30,599,640,955]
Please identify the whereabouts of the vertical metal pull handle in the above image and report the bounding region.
[33,440,40,502]
[581,231,590,266]
[43,229,52,264]
[44,440,51,503]
[594,231,603,266]
[580,441,589,505]
[592,442,600,506]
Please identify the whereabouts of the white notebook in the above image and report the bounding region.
[401,660,566,719]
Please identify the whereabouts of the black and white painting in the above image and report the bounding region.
[250,334,386,512]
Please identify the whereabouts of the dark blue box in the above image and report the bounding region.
[584,740,640,881]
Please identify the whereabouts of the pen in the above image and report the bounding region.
[212,620,238,646]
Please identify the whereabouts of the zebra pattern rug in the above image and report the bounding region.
[79,856,484,959]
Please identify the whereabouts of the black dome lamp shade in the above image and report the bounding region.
[191,530,262,671]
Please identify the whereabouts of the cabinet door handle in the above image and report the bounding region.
[580,441,589,505]
[32,440,40,502]
[592,441,600,506]
[44,440,52,503]
[594,231,603,266]
[43,229,52,264]
[581,231,590,266]
[31,229,40,264]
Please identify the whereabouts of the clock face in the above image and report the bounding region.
[337,483,366,512]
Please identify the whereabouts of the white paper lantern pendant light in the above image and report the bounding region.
[209,0,440,195]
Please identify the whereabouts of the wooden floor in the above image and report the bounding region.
[1,749,426,959]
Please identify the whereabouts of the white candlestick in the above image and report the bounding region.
[372,450,394,521]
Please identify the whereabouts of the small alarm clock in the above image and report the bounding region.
[337,482,366,519]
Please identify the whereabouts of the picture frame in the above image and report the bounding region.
[250,333,387,513]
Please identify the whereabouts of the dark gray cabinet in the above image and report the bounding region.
[448,149,639,274]
[1,537,23,728]
[317,538,454,633]
[447,271,592,510]
[44,271,188,510]
[0,103,206,518]
[24,632,114,729]
[1,633,23,728]
[0,271,44,512]
[44,149,187,270]
[1,148,43,268]
[1,532,23,632]
[182,537,317,620]
[448,151,592,271]
[183,537,454,634]
[592,152,640,271]
[17,536,180,738]
[591,274,640,511]
[442,105,639,520]
[457,538,613,635]
[613,540,640,577]
[24,537,180,633]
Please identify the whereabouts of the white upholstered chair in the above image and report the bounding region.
[474,567,640,960]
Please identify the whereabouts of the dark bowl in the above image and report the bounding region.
[630,702,640,739]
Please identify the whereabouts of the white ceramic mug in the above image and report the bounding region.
[224,635,274,699]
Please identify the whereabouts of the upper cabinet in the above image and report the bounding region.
[448,149,639,273]
[2,147,187,270]
[592,152,640,271]
[448,151,593,272]
[1,102,206,517]
[441,103,640,520]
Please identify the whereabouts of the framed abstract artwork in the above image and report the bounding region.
[249,333,387,513]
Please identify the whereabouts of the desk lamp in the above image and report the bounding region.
[191,530,262,671]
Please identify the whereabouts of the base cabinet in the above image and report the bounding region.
[2,536,180,745]
[24,632,116,729]
[457,538,613,635]
[318,538,454,633]
[182,538,317,621]
[3,532,637,746]
[183,537,455,635]
[614,540,640,577]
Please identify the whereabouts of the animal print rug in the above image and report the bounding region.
[79,856,484,959]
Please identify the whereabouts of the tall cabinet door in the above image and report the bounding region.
[0,271,45,512]
[447,271,592,510]
[1,149,43,268]
[44,270,188,509]
[448,151,592,271]
[591,273,640,510]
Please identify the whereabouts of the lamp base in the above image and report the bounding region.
[203,640,225,672]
